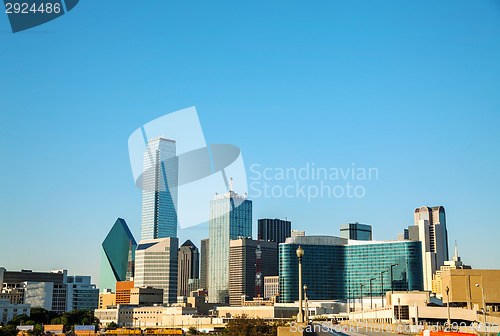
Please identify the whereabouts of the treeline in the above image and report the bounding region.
[0,308,99,336]
[221,316,289,336]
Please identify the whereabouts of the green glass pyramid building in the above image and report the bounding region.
[100,218,137,292]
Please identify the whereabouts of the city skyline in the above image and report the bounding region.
[1,1,500,285]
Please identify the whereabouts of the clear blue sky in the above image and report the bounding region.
[1,1,499,285]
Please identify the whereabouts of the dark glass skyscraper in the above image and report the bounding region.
[141,137,178,240]
[257,218,291,243]
[100,218,137,292]
[177,240,199,297]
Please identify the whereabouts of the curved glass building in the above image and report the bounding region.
[279,236,423,303]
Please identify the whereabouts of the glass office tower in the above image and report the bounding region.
[345,240,423,298]
[279,236,346,303]
[141,137,178,240]
[258,218,292,243]
[208,182,252,303]
[279,236,423,303]
[100,218,137,292]
[340,222,372,241]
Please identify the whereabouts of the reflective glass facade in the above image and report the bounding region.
[100,218,137,292]
[279,237,423,303]
[340,223,372,241]
[345,241,423,298]
[258,218,291,244]
[141,138,178,240]
[208,195,252,303]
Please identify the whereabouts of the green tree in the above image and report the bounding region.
[106,322,118,331]
[8,314,30,326]
[223,316,283,336]
[0,324,17,336]
[28,324,44,336]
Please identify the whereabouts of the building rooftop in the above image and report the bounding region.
[148,137,175,143]
[283,235,420,246]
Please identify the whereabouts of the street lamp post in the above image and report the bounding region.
[475,284,486,327]
[360,284,365,321]
[296,246,305,323]
[397,298,401,324]
[390,264,398,294]
[304,285,309,322]
[369,278,376,309]
[353,289,358,313]
[445,286,451,327]
[381,270,388,307]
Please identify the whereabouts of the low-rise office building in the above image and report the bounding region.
[94,305,197,327]
[130,287,163,305]
[350,291,500,326]
[264,276,279,299]
[0,288,24,304]
[65,275,99,311]
[116,281,134,304]
[441,269,500,312]
[0,299,30,324]
[1,268,98,312]
[431,244,471,298]
[99,290,116,309]
[215,305,298,319]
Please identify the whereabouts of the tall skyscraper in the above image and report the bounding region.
[100,218,137,292]
[228,238,277,306]
[340,222,372,241]
[408,206,449,290]
[134,237,178,304]
[177,240,199,297]
[200,238,209,290]
[257,218,291,243]
[208,180,252,303]
[141,137,178,240]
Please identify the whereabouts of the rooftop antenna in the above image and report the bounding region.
[228,177,234,192]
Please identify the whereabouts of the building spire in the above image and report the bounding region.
[452,240,461,262]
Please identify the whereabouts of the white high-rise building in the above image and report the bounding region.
[409,206,449,290]
[141,137,178,240]
[134,238,179,304]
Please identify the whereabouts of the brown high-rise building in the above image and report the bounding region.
[177,240,199,297]
[228,238,277,306]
